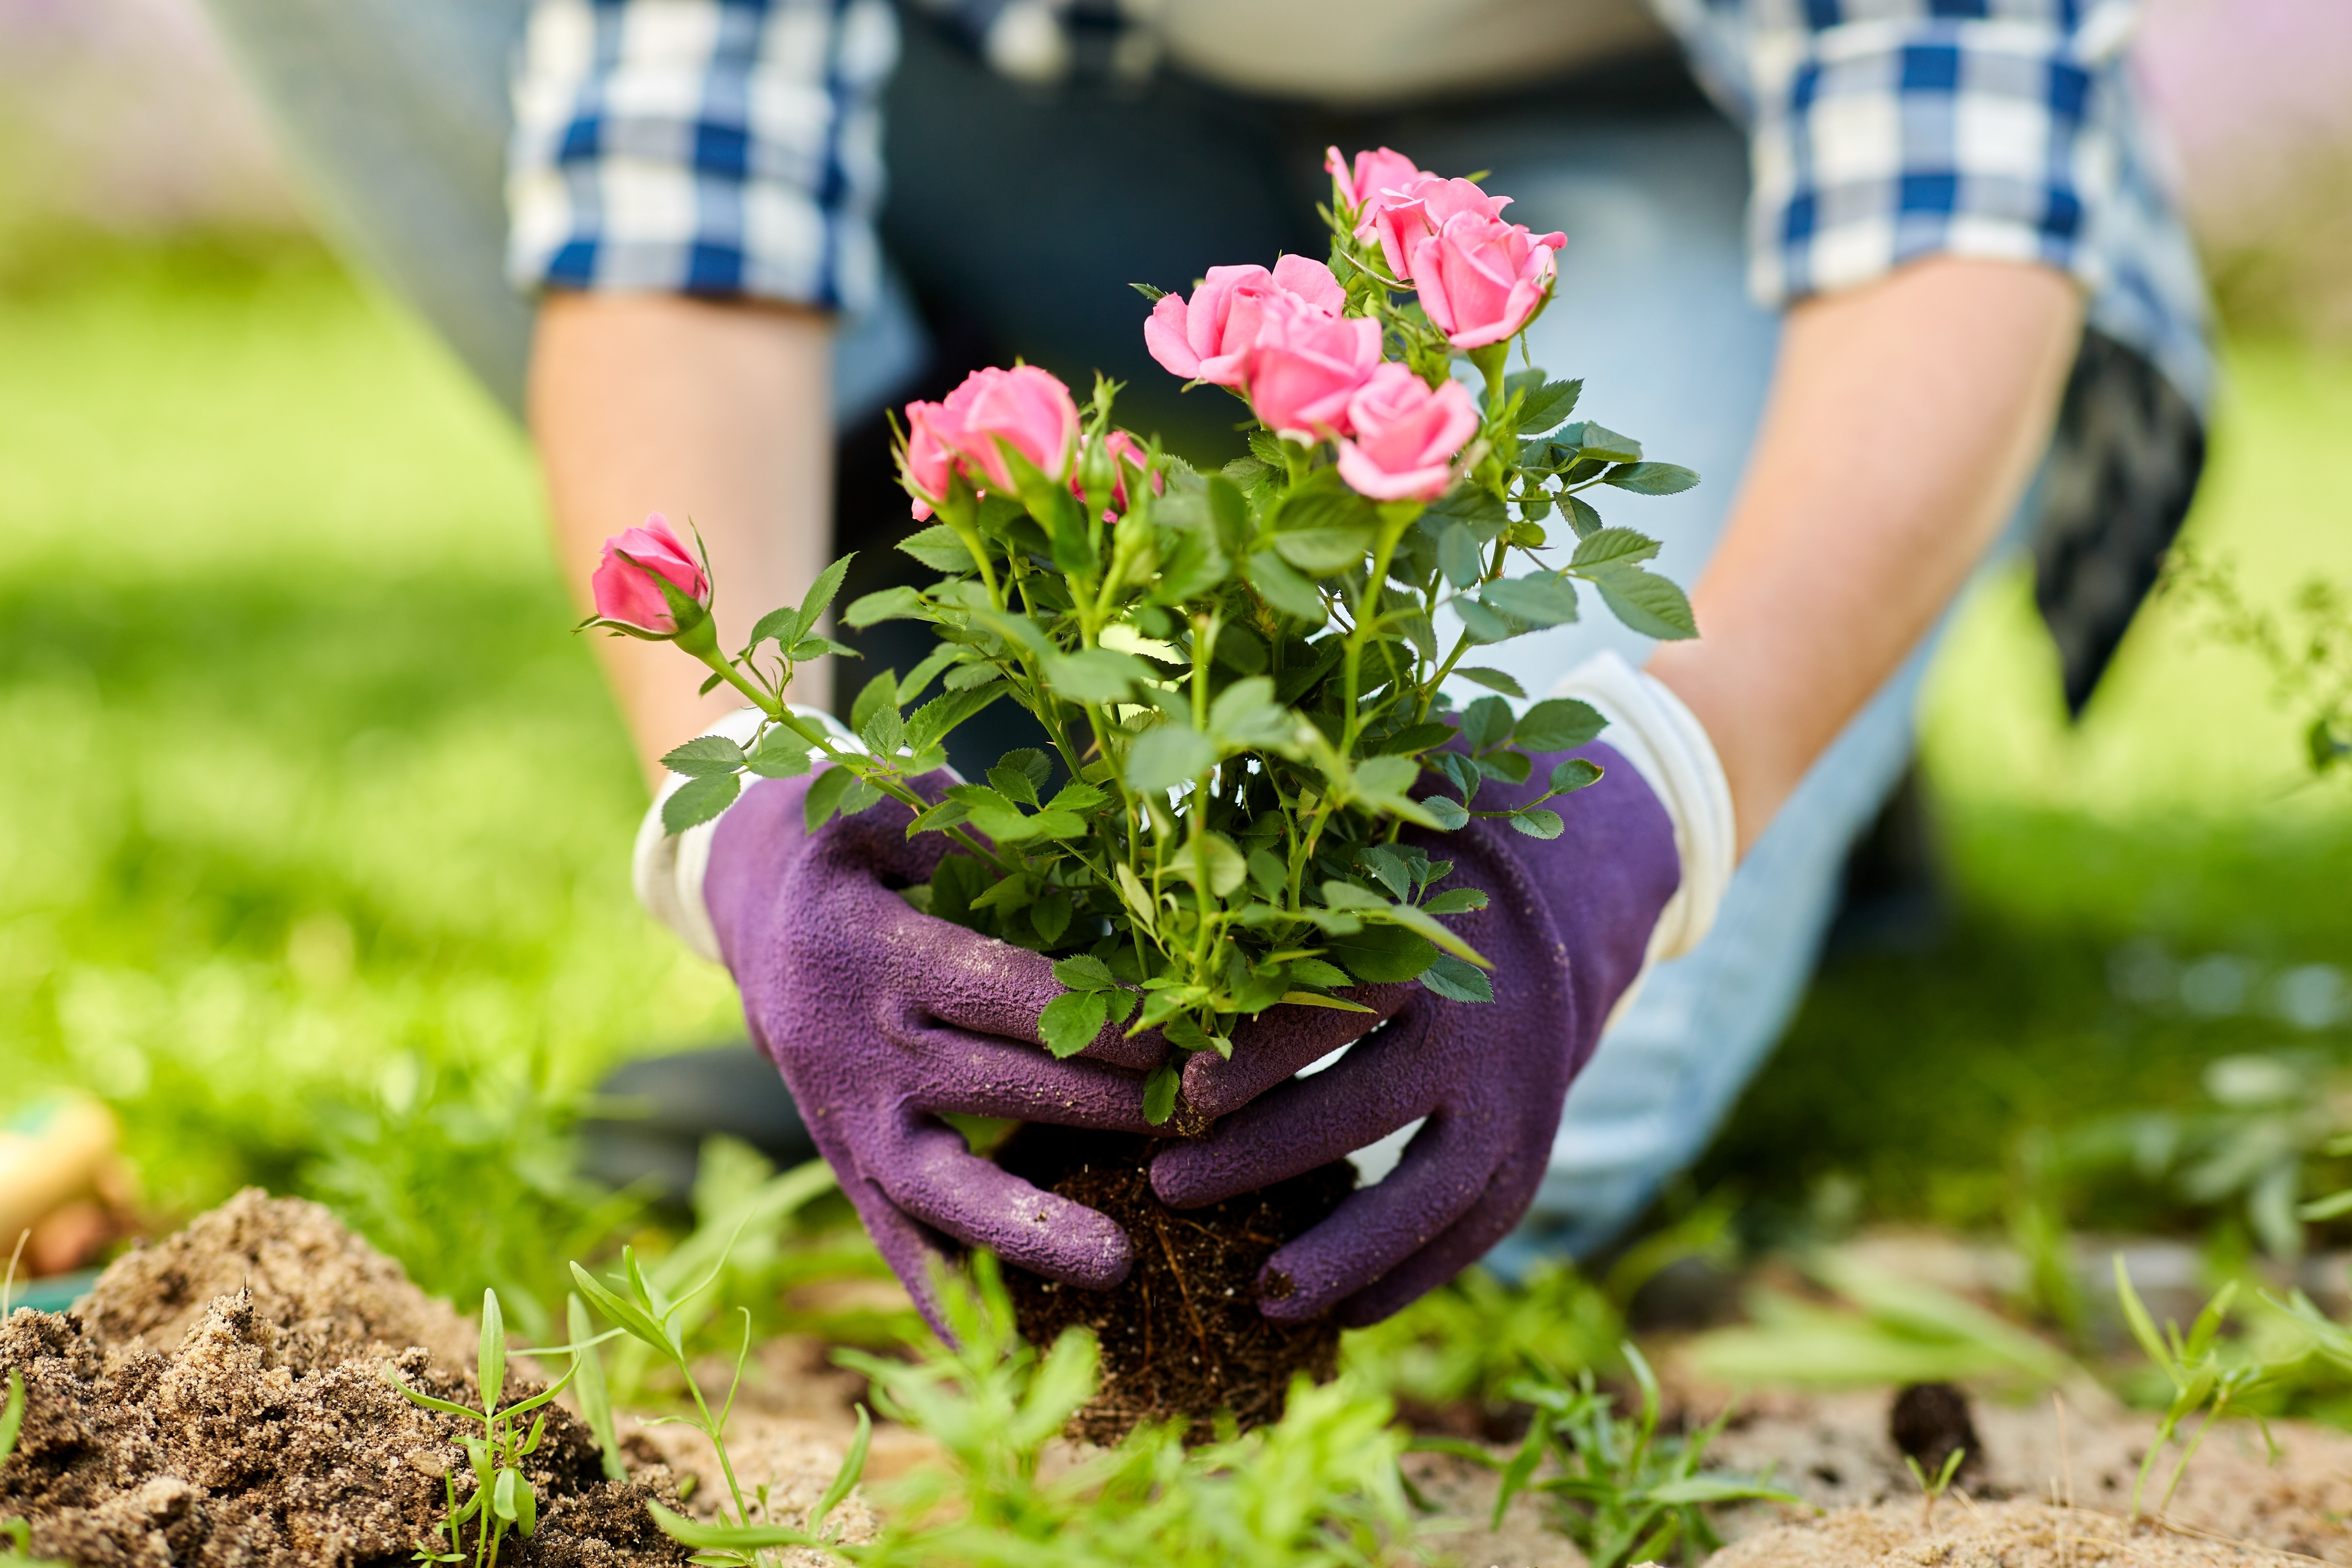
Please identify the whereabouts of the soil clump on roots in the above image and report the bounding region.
[0,1189,693,1568]
[994,1126,1354,1446]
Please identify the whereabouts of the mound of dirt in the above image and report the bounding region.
[0,1190,693,1567]
[1714,1501,2305,1568]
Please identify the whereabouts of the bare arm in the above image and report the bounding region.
[1645,256,2083,855]
[529,293,837,786]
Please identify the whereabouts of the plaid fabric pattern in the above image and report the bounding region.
[507,0,2208,408]
[507,0,898,312]
[1650,0,2211,407]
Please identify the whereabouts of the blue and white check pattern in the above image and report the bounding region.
[508,0,899,313]
[508,0,2209,410]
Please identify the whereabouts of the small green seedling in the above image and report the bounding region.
[1902,1447,1965,1528]
[1419,1341,1797,1568]
[2112,1256,2271,1520]
[565,1293,628,1484]
[569,1236,786,1565]
[386,1288,583,1568]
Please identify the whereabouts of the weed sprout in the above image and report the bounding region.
[2111,1256,2272,1520]
[1902,1447,1965,1528]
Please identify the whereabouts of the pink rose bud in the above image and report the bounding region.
[1325,145,1433,214]
[1239,292,1383,443]
[1092,429,1160,514]
[1334,364,1481,502]
[899,365,1082,516]
[1411,211,1568,350]
[1144,256,1346,387]
[1366,175,1512,283]
[590,512,711,635]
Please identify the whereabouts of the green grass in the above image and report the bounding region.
[4,232,2351,1294]
[0,234,739,1258]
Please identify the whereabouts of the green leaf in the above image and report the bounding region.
[1131,281,1169,303]
[1372,722,1457,757]
[802,766,858,832]
[1247,848,1288,901]
[1380,901,1490,967]
[1285,958,1353,989]
[1421,888,1489,915]
[1247,429,1290,469]
[810,1405,871,1539]
[1459,695,1515,752]
[1564,493,1604,539]
[844,586,927,627]
[492,1466,519,1523]
[478,1288,506,1414]
[1321,879,1389,911]
[750,604,805,652]
[1647,1476,1800,1506]
[1143,1062,1181,1125]
[744,728,815,779]
[1421,794,1470,830]
[1275,526,1377,575]
[1453,596,1517,645]
[1436,522,1485,589]
[850,669,900,735]
[1053,954,1118,991]
[1038,989,1111,1058]
[798,553,855,631]
[1483,572,1581,628]
[1570,527,1662,569]
[1043,780,1107,814]
[1213,621,1268,675]
[944,784,1037,842]
[661,735,747,777]
[1512,697,1606,753]
[662,772,742,835]
[1454,666,1527,698]
[1359,844,1414,902]
[1043,648,1146,705]
[1207,676,1290,750]
[1560,421,1642,462]
[1588,564,1699,640]
[905,680,1009,755]
[1548,757,1604,793]
[1421,953,1494,1003]
[1126,722,1217,792]
[1325,924,1439,984]
[1173,832,1250,899]
[1517,377,1584,434]
[566,1263,670,1358]
[1246,551,1329,624]
[898,639,967,701]
[566,1295,626,1483]
[1000,746,1052,792]
[985,765,1040,811]
[1603,461,1700,496]
[1207,474,1254,558]
[896,524,980,573]
[1510,808,1565,840]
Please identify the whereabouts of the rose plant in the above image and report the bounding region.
[592,145,1700,1127]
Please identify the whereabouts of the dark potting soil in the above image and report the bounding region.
[0,1189,695,1568]
[994,1125,1354,1446]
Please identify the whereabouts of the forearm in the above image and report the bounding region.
[1645,257,2082,855]
[530,292,836,786]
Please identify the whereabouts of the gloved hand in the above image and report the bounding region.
[693,766,1170,1328]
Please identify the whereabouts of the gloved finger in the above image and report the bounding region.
[1252,1114,1492,1322]
[1178,984,1415,1118]
[889,928,1170,1073]
[873,1120,1134,1288]
[1332,1164,1541,1329]
[833,1165,960,1339]
[1151,1007,1450,1207]
[896,1020,1165,1131]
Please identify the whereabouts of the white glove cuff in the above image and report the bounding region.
[1550,650,1737,965]
[632,706,861,964]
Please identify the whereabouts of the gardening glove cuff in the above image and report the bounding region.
[632,705,860,962]
[1550,650,1735,967]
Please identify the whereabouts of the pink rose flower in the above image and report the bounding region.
[1366,176,1512,283]
[1325,145,1431,214]
[1411,211,1567,350]
[899,365,1081,517]
[1144,256,1346,386]
[1335,364,1481,502]
[1238,292,1383,442]
[591,512,710,635]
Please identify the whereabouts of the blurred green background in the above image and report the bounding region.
[2,0,2350,1310]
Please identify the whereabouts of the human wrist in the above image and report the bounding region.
[631,705,858,962]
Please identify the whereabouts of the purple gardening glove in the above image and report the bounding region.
[703,770,1169,1328]
[1149,742,1680,1327]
